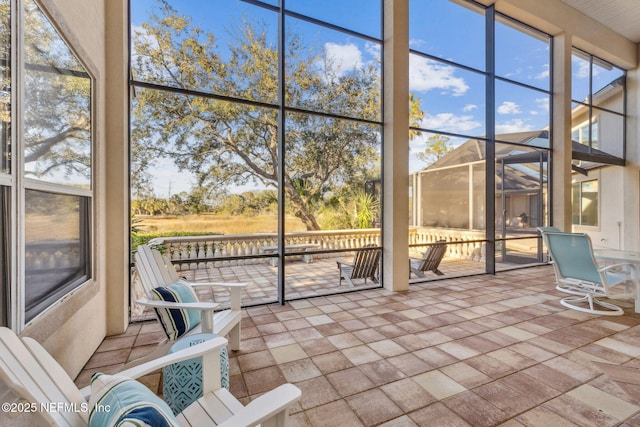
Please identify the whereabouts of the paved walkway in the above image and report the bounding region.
[79,265,640,426]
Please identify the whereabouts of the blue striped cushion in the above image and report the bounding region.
[151,282,201,340]
[88,373,178,427]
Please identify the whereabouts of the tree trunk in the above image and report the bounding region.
[285,186,321,231]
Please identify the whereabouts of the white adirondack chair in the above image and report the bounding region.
[133,244,247,365]
[0,327,301,427]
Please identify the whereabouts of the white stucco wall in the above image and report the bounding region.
[20,0,112,378]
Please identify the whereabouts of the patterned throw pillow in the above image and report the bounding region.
[151,282,201,340]
[88,373,178,427]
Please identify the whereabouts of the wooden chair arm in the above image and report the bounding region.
[336,258,352,267]
[136,298,220,311]
[79,337,229,397]
[189,282,248,288]
[217,384,302,427]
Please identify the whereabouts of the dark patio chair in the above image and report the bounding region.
[409,240,447,278]
[337,244,380,287]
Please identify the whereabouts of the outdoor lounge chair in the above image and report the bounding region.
[537,226,579,294]
[409,240,447,278]
[337,244,381,287]
[133,244,247,364]
[544,231,635,316]
[0,327,301,427]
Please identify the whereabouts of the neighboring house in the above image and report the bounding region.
[410,76,626,252]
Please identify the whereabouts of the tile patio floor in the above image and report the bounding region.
[78,264,640,426]
[131,255,496,320]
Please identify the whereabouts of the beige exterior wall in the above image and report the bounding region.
[18,0,126,378]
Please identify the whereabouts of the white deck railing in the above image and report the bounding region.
[148,227,486,271]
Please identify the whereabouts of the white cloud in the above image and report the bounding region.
[574,59,590,79]
[497,101,521,115]
[463,104,477,112]
[535,97,549,113]
[535,64,550,80]
[324,42,363,76]
[409,38,426,49]
[364,42,381,58]
[422,113,482,134]
[410,56,468,96]
[496,119,533,134]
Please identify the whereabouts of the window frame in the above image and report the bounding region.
[1,0,96,329]
[571,47,626,164]
[571,178,599,227]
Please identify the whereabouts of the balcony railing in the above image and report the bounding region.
[148,227,486,271]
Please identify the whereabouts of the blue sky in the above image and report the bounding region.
[131,0,616,194]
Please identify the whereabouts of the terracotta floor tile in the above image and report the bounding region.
[229,373,248,399]
[543,356,601,383]
[466,354,518,379]
[443,390,508,427]
[414,346,461,368]
[392,334,430,352]
[412,370,466,400]
[542,394,621,427]
[238,336,268,353]
[327,367,375,396]
[298,337,337,356]
[378,324,411,339]
[352,327,388,343]
[270,343,308,364]
[243,365,286,396]
[83,348,130,369]
[312,351,354,374]
[339,318,369,331]
[440,362,493,389]
[134,331,166,347]
[256,321,287,335]
[314,322,348,336]
[508,341,556,362]
[342,345,384,365]
[381,378,437,412]
[346,388,404,426]
[515,406,581,427]
[237,349,276,372]
[96,335,137,353]
[240,325,262,339]
[263,331,296,348]
[437,341,481,360]
[473,380,532,417]
[596,337,640,358]
[126,343,158,364]
[307,314,336,326]
[415,330,453,346]
[486,348,537,371]
[387,353,433,377]
[526,335,574,355]
[289,326,324,342]
[280,358,322,383]
[521,363,582,392]
[327,332,364,349]
[358,359,405,386]
[296,376,341,410]
[368,339,407,358]
[305,400,364,427]
[409,402,472,427]
[567,384,640,422]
